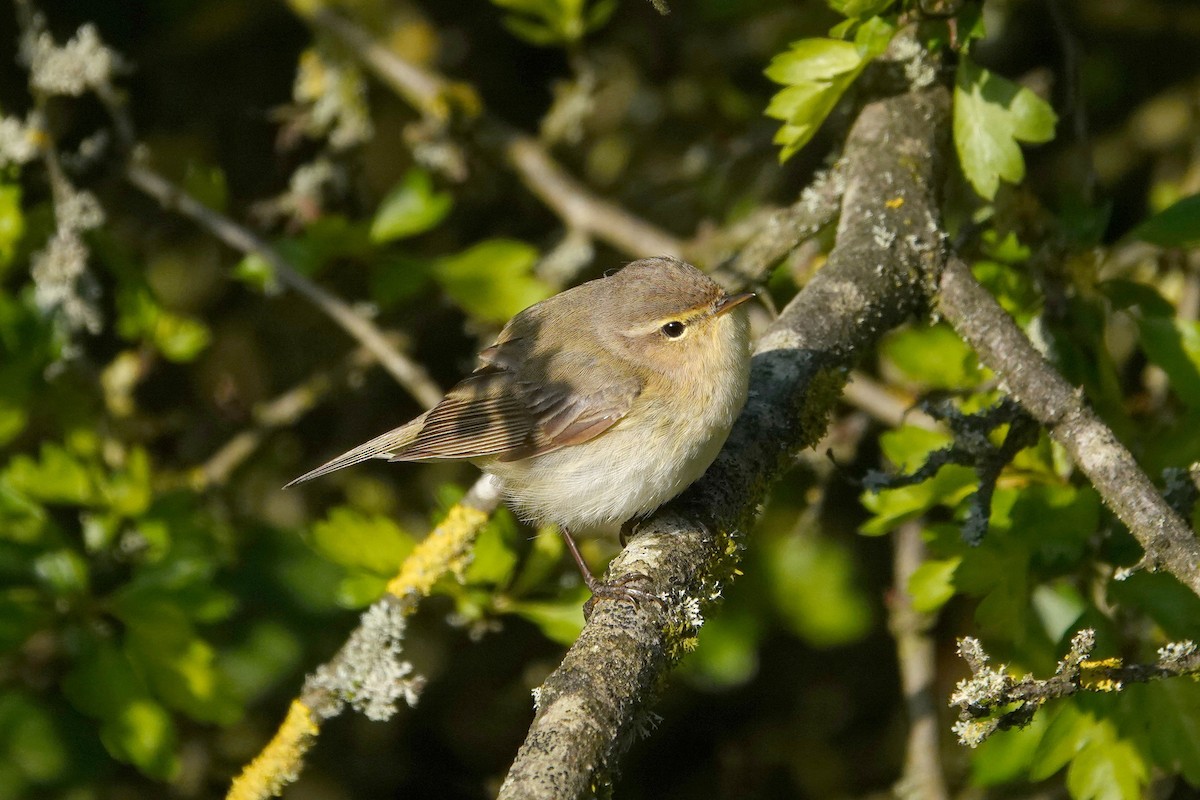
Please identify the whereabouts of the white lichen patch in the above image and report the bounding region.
[307,600,425,721]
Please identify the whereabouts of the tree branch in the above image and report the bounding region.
[226,475,501,800]
[950,631,1200,747]
[498,64,951,800]
[124,163,444,410]
[889,521,949,800]
[937,254,1200,596]
[297,5,686,260]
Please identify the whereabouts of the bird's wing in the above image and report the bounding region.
[286,342,642,485]
[400,350,642,461]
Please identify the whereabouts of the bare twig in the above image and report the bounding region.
[189,346,381,489]
[937,254,1200,596]
[124,163,444,410]
[889,521,949,800]
[297,6,685,260]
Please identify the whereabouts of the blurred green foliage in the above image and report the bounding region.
[1,0,1199,798]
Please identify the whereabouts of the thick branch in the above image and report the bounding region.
[937,255,1200,597]
[498,72,951,800]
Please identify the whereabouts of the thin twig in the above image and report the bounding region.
[298,6,685,260]
[124,163,444,410]
[189,345,381,490]
[889,521,949,800]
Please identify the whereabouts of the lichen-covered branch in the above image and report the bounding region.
[950,631,1200,747]
[226,476,500,800]
[937,255,1200,597]
[498,54,951,800]
[705,164,844,290]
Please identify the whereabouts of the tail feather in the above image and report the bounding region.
[284,414,426,488]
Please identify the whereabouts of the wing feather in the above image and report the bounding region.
[286,331,643,485]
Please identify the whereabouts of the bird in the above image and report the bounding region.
[288,256,753,603]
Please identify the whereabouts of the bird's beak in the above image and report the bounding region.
[714,292,754,316]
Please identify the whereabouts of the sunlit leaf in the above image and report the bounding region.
[954,55,1057,200]
[764,36,881,161]
[369,169,452,243]
[434,239,551,323]
[509,597,585,645]
[310,507,415,576]
[4,444,94,505]
[907,555,960,613]
[881,323,983,389]
[764,532,872,646]
[0,183,25,271]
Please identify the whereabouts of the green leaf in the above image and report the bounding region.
[954,55,1057,200]
[0,691,68,786]
[853,15,896,57]
[907,556,960,613]
[1136,316,1200,408]
[683,606,762,689]
[1109,571,1200,642]
[115,287,211,362]
[233,252,280,293]
[32,549,89,596]
[369,256,433,309]
[310,507,415,576]
[464,510,518,586]
[971,710,1049,785]
[4,444,94,505]
[1100,279,1174,317]
[434,239,551,323]
[369,170,453,243]
[764,38,875,161]
[0,183,25,271]
[509,596,585,645]
[182,162,228,213]
[827,0,895,18]
[1132,680,1200,785]
[1066,727,1147,800]
[881,323,983,389]
[764,39,865,84]
[111,595,241,725]
[62,641,179,779]
[221,622,303,704]
[1134,193,1200,249]
[1030,702,1089,780]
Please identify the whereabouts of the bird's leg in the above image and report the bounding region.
[558,526,661,615]
[618,517,643,548]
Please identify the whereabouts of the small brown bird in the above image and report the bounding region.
[289,256,753,601]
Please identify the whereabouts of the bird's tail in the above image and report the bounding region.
[284,413,428,488]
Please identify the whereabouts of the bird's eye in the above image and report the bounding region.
[661,321,686,339]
